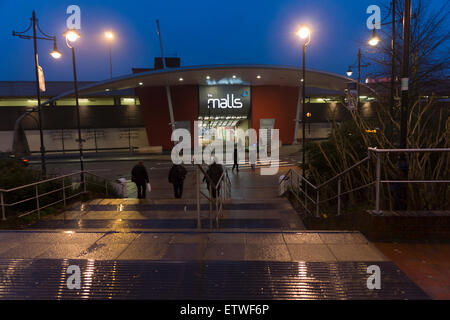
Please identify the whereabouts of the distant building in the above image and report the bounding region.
[0,64,383,153]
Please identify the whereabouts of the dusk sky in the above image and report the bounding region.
[0,0,444,81]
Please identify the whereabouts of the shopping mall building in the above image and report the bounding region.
[0,62,380,153]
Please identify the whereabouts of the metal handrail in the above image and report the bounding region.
[195,163,231,230]
[281,148,450,217]
[0,171,119,221]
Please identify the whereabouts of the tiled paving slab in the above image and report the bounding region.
[29,218,288,229]
[0,259,429,299]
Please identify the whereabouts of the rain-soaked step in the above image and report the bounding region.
[30,198,305,231]
[0,259,429,299]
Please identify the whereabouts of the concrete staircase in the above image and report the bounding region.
[30,197,305,231]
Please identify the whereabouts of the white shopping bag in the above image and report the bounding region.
[147,182,151,192]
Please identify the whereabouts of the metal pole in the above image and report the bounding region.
[32,11,47,177]
[374,152,381,214]
[396,0,411,210]
[337,178,341,216]
[315,190,319,218]
[35,184,40,219]
[196,166,201,229]
[62,178,66,207]
[83,171,87,193]
[1,192,6,221]
[108,42,112,79]
[390,0,396,140]
[71,46,84,179]
[302,43,306,172]
[399,0,411,149]
[357,48,361,114]
[209,183,213,229]
[156,20,176,134]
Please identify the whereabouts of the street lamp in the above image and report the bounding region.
[104,31,114,79]
[49,40,62,59]
[346,67,353,77]
[296,24,311,175]
[63,28,84,175]
[368,28,380,47]
[12,11,62,177]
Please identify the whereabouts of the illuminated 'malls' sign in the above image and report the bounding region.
[199,85,251,117]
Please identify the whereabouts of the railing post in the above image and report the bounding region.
[35,184,40,219]
[1,191,6,221]
[304,181,308,211]
[337,178,341,216]
[83,172,87,193]
[62,179,66,207]
[209,183,213,229]
[105,180,108,196]
[373,152,382,215]
[315,189,320,218]
[196,166,201,230]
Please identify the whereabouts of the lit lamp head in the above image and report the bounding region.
[63,29,81,44]
[49,39,62,59]
[105,31,114,40]
[368,28,380,47]
[306,112,312,118]
[296,25,311,40]
[346,66,353,77]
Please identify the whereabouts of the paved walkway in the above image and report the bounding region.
[0,230,384,262]
[375,242,450,299]
[0,230,428,299]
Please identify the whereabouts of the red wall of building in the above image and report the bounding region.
[135,83,299,149]
[251,86,299,145]
[135,85,198,150]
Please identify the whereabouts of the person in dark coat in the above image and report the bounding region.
[232,145,239,173]
[131,161,149,199]
[204,159,224,199]
[168,164,187,199]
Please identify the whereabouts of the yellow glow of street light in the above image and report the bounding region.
[49,40,62,59]
[296,25,311,40]
[105,31,114,40]
[50,50,62,59]
[368,29,380,46]
[64,29,81,43]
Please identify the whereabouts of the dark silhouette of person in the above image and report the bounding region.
[168,164,187,199]
[131,161,149,199]
[204,158,224,199]
[232,145,239,173]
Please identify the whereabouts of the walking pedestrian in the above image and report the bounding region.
[169,164,187,199]
[131,161,149,199]
[204,158,224,199]
[232,144,239,173]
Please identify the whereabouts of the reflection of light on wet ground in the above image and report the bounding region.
[107,262,118,299]
[56,259,70,299]
[81,259,95,299]
[0,260,20,299]
[295,262,316,299]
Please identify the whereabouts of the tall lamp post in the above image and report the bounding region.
[63,29,84,175]
[396,0,412,210]
[104,31,114,79]
[346,30,379,112]
[296,25,311,173]
[12,10,62,177]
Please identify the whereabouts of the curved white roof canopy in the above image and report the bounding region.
[72,64,375,96]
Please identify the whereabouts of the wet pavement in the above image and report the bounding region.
[0,259,428,299]
[0,230,430,300]
[31,198,305,231]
